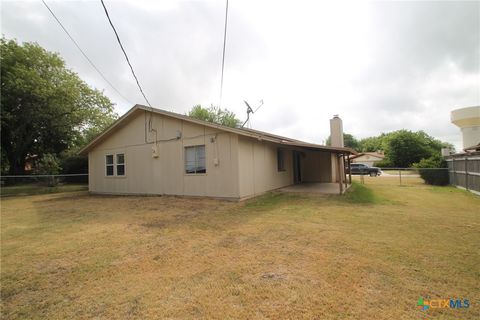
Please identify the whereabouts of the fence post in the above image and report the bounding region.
[452,158,456,186]
[465,157,469,191]
[399,169,402,185]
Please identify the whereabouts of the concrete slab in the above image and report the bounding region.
[280,182,350,195]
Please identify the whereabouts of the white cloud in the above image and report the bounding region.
[2,0,478,151]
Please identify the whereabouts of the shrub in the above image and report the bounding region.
[34,153,62,186]
[413,155,449,186]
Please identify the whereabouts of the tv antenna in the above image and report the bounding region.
[241,99,264,128]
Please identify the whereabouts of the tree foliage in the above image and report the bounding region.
[382,130,433,167]
[188,105,241,128]
[1,38,117,175]
[382,130,450,168]
[327,129,453,168]
[358,135,387,152]
[34,153,61,175]
[326,133,360,150]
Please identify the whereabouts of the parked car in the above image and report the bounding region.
[347,163,382,177]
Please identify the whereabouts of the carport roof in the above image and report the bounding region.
[79,104,357,155]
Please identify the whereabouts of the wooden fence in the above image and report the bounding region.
[445,152,480,195]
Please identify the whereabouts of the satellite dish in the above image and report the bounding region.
[241,99,264,128]
[244,100,253,114]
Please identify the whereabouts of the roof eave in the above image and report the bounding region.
[78,104,357,156]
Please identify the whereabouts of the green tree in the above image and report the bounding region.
[383,130,445,167]
[34,153,61,175]
[34,153,62,186]
[326,133,360,150]
[1,38,117,175]
[188,104,241,128]
[358,135,387,152]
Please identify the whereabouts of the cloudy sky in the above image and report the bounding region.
[2,0,479,150]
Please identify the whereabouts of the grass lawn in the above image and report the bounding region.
[381,169,417,175]
[1,177,479,319]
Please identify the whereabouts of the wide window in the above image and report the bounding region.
[106,154,114,176]
[116,153,125,176]
[277,149,286,171]
[185,145,206,174]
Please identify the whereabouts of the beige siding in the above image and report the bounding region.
[238,136,293,198]
[88,109,340,199]
[88,110,239,199]
[301,151,332,182]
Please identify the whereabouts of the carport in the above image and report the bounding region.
[282,143,354,195]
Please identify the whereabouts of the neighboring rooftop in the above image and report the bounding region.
[349,151,385,160]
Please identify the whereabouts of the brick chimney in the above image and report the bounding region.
[330,115,344,147]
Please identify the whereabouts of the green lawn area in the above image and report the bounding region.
[1,184,88,197]
[1,177,479,319]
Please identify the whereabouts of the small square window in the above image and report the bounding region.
[106,165,114,176]
[117,164,125,176]
[116,154,124,164]
[106,153,125,176]
[185,145,206,174]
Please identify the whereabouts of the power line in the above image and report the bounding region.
[219,0,229,106]
[41,0,132,105]
[100,0,152,107]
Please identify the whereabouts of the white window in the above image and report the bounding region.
[106,154,114,176]
[105,153,125,176]
[116,153,125,176]
[185,145,206,174]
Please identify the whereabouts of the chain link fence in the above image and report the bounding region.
[0,174,88,197]
[352,168,449,187]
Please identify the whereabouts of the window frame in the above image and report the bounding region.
[105,154,114,176]
[116,153,126,176]
[105,153,126,177]
[184,145,206,175]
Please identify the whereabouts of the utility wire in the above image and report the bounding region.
[219,0,229,106]
[41,0,132,105]
[100,0,152,107]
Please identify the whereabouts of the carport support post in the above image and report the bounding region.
[343,154,348,190]
[337,154,343,195]
[347,156,352,184]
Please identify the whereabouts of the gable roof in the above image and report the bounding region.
[79,104,356,155]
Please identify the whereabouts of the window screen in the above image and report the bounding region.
[116,153,125,176]
[106,154,114,176]
[185,145,206,174]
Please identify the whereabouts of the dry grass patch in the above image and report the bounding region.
[1,178,479,319]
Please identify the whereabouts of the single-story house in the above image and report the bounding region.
[79,105,356,200]
[349,151,384,167]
